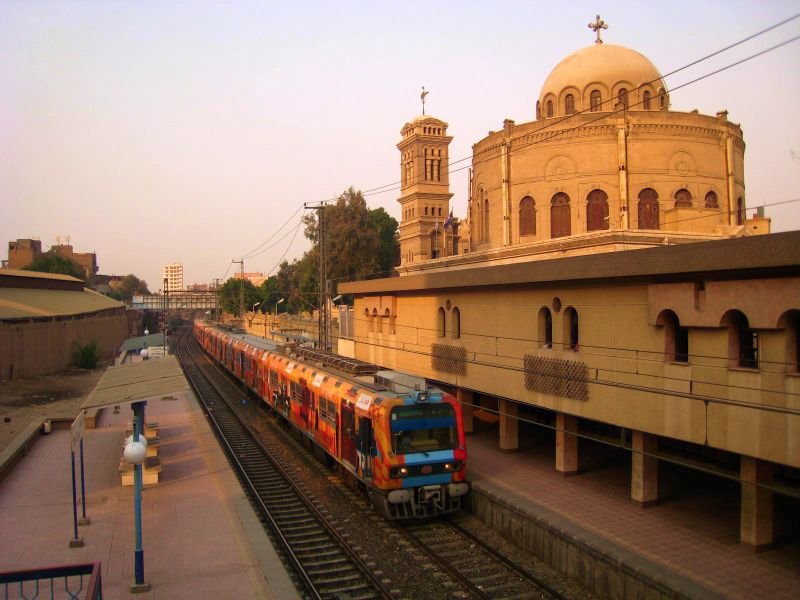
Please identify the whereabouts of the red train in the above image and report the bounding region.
[194,320,469,519]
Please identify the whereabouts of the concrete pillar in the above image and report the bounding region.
[740,456,774,551]
[499,398,518,452]
[457,388,474,434]
[556,413,578,476]
[631,431,658,507]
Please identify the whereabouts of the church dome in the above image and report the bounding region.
[537,43,669,118]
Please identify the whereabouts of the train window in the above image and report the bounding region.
[390,404,457,455]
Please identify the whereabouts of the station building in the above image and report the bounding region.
[341,24,799,550]
[0,269,128,379]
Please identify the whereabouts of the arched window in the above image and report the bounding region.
[430,228,441,259]
[590,90,601,112]
[618,88,628,109]
[546,100,554,117]
[643,90,652,110]
[736,197,745,225]
[365,308,373,333]
[705,191,719,208]
[451,307,461,339]
[658,310,688,363]
[638,188,659,229]
[564,307,579,351]
[658,88,667,109]
[437,307,446,338]
[586,189,609,231]
[538,307,553,348]
[674,188,692,208]
[373,308,381,334]
[519,196,536,236]
[384,308,394,335]
[779,310,800,373]
[536,100,541,120]
[722,310,758,369]
[565,94,575,115]
[550,192,571,238]
[483,192,490,241]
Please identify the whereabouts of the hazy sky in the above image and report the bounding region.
[2,1,799,290]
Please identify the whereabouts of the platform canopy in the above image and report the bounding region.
[82,356,190,411]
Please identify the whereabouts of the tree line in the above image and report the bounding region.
[218,187,398,316]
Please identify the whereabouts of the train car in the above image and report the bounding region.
[194,320,469,519]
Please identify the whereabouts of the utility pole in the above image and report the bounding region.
[232,259,244,327]
[304,202,329,351]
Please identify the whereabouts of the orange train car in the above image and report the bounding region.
[194,320,469,519]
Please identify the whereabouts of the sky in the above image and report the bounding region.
[2,1,799,291]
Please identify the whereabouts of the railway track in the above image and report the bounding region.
[176,330,394,600]
[401,518,569,600]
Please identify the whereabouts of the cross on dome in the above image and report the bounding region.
[588,15,608,45]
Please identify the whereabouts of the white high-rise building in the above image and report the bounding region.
[162,262,184,292]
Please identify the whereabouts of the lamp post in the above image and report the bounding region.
[124,400,150,592]
[274,297,285,317]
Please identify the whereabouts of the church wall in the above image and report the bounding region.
[351,274,800,469]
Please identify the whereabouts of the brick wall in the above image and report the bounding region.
[0,308,128,380]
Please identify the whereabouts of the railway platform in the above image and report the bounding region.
[0,357,299,600]
[466,428,799,599]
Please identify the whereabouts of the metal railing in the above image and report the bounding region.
[0,562,102,600]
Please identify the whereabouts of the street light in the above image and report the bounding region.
[251,301,262,313]
[274,298,285,316]
[332,294,342,304]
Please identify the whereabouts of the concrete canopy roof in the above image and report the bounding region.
[340,231,800,295]
[81,356,190,411]
[0,287,123,320]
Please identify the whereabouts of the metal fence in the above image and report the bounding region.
[0,563,102,600]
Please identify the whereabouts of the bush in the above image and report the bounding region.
[72,340,100,369]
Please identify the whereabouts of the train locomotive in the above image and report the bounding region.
[194,320,469,519]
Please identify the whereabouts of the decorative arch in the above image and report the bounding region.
[777,310,800,373]
[545,155,576,180]
[564,306,579,351]
[564,94,575,115]
[437,307,446,338]
[642,90,652,110]
[705,190,719,208]
[546,99,554,118]
[519,196,536,237]
[656,309,688,363]
[638,188,660,229]
[373,308,381,334]
[668,151,697,175]
[538,307,553,348]
[451,307,461,339]
[674,188,693,208]
[586,189,609,231]
[589,89,602,112]
[551,192,571,238]
[721,309,758,369]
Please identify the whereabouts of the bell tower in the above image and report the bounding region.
[397,115,453,266]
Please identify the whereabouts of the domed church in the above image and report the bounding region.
[396,17,769,272]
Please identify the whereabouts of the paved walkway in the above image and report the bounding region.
[0,389,298,600]
[467,429,800,599]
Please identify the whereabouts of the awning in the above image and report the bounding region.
[81,356,190,411]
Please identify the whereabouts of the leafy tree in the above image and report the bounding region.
[110,274,150,302]
[218,277,259,316]
[302,187,399,293]
[23,253,84,280]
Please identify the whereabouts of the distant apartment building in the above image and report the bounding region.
[5,238,98,282]
[162,262,184,292]
[233,271,267,287]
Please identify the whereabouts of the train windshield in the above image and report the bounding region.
[390,403,457,455]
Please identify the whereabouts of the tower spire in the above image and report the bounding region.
[420,86,429,115]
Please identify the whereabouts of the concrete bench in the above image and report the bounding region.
[119,456,162,486]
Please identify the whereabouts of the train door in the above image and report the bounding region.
[357,417,374,478]
[300,380,310,429]
[341,403,357,468]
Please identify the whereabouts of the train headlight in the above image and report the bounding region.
[390,466,409,478]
